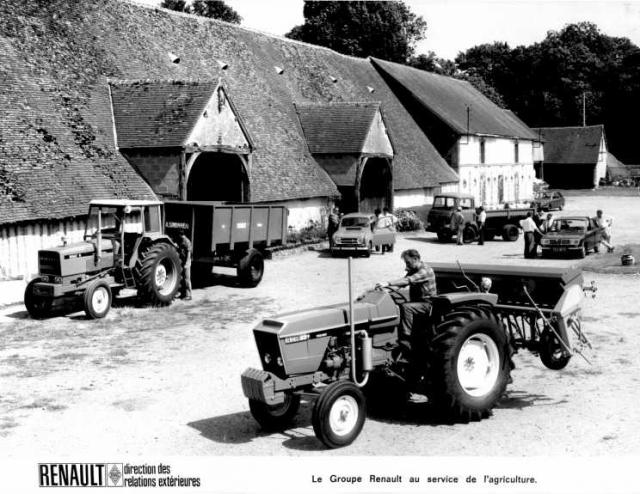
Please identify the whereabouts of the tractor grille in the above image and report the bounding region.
[253,331,285,379]
[38,252,61,275]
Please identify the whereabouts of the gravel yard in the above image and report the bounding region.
[1,193,639,457]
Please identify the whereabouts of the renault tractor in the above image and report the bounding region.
[241,260,594,448]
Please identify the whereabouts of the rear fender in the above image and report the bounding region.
[129,235,175,268]
[432,292,498,312]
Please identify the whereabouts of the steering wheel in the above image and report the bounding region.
[377,285,409,304]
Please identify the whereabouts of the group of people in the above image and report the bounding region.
[326,205,398,248]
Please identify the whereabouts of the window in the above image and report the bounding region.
[459,198,473,209]
[480,138,486,164]
[514,140,519,163]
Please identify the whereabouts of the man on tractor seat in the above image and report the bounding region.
[376,249,437,403]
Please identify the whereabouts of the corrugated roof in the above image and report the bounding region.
[371,58,538,140]
[110,80,215,148]
[295,102,380,154]
[532,126,604,165]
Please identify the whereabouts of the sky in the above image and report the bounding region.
[137,0,640,60]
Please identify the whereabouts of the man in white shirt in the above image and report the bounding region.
[377,207,398,252]
[520,212,542,259]
[476,205,487,245]
[594,209,614,252]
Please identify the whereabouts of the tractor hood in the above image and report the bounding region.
[254,290,400,339]
[38,240,115,277]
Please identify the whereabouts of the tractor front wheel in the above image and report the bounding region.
[137,243,182,305]
[83,279,112,319]
[249,394,301,432]
[24,279,52,319]
[430,308,510,421]
[312,381,366,449]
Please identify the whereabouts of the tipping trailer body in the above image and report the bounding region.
[164,200,288,269]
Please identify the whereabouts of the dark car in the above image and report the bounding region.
[532,191,565,211]
[540,216,603,258]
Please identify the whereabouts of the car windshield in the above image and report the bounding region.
[553,219,587,233]
[433,196,456,208]
[341,217,370,228]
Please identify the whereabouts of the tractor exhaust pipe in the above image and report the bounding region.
[348,257,370,386]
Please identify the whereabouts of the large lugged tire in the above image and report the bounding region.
[237,249,264,287]
[24,279,52,319]
[429,307,510,421]
[83,279,112,319]
[312,381,366,449]
[137,243,182,305]
[249,394,301,432]
[539,329,571,370]
[502,224,520,242]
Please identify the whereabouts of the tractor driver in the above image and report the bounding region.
[376,249,437,344]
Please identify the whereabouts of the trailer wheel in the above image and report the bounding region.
[137,242,182,305]
[83,280,112,319]
[430,309,510,421]
[24,279,52,319]
[502,224,520,242]
[312,381,366,449]
[249,394,300,432]
[437,230,452,243]
[237,249,264,287]
[463,224,478,243]
[539,329,571,370]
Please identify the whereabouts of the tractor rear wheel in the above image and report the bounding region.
[237,249,264,287]
[539,329,571,370]
[24,279,52,319]
[312,381,366,449]
[83,279,112,319]
[137,243,182,305]
[429,308,510,422]
[502,224,520,242]
[249,394,300,432]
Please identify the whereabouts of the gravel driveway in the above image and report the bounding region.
[1,193,639,456]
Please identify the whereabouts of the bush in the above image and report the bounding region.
[395,209,424,232]
[287,220,327,244]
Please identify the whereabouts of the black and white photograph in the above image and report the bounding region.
[1,0,639,492]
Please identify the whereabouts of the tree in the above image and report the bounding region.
[161,0,242,24]
[286,1,427,63]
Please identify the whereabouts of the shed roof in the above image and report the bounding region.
[295,102,382,154]
[532,125,604,165]
[371,58,538,140]
[109,80,215,148]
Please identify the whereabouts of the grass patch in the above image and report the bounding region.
[579,244,640,274]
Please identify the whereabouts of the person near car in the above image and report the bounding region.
[533,208,544,252]
[451,206,465,245]
[476,205,487,245]
[594,209,614,252]
[520,212,542,259]
[541,213,555,233]
[177,231,193,300]
[377,207,398,252]
[376,249,437,403]
[327,206,340,248]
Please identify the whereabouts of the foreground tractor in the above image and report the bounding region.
[242,260,594,448]
[25,200,182,319]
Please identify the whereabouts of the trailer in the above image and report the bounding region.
[426,193,534,242]
[164,201,288,287]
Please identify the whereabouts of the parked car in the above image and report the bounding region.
[540,216,603,258]
[331,213,395,257]
[532,191,565,211]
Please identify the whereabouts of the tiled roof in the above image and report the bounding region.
[295,102,380,154]
[532,125,604,165]
[371,58,539,140]
[110,80,215,148]
[0,0,460,225]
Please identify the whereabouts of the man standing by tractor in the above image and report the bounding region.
[451,206,465,245]
[376,249,437,402]
[476,205,486,245]
[177,230,193,300]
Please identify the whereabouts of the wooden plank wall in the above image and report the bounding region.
[0,218,87,280]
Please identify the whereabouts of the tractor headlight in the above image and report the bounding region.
[263,353,272,365]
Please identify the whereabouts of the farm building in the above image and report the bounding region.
[0,0,541,280]
[371,58,540,209]
[533,125,609,189]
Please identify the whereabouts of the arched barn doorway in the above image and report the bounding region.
[358,157,392,213]
[186,153,249,202]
